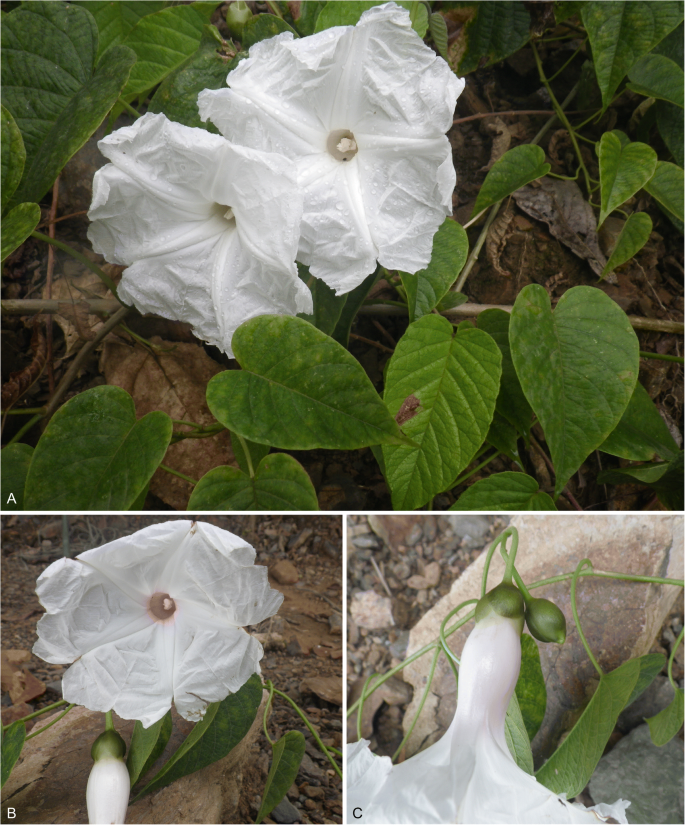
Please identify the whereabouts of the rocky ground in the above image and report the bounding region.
[1,514,343,825]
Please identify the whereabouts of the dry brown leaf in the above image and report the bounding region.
[0,649,31,691]
[43,270,111,356]
[101,337,236,510]
[485,204,516,278]
[1,317,47,409]
[481,116,511,170]
[512,178,607,277]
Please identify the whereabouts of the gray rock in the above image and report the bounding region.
[271,798,303,823]
[589,723,684,824]
[444,515,491,539]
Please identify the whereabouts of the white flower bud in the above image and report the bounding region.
[86,756,130,825]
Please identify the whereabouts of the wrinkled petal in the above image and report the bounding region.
[347,613,630,824]
[88,112,311,358]
[34,520,282,727]
[199,1,463,291]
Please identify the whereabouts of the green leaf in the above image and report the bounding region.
[536,657,641,797]
[429,12,449,60]
[128,481,149,511]
[127,711,172,788]
[241,13,298,49]
[504,693,534,775]
[1,720,26,788]
[1,443,34,511]
[314,1,428,36]
[120,2,217,97]
[646,688,684,746]
[581,1,684,109]
[298,264,347,337]
[457,1,531,75]
[627,53,684,107]
[450,472,556,511]
[230,432,270,476]
[1,202,41,261]
[477,308,533,438]
[598,451,684,510]
[295,1,326,36]
[555,2,587,24]
[148,24,232,131]
[597,131,657,227]
[599,380,680,461]
[652,20,684,67]
[471,145,550,219]
[400,219,469,322]
[510,285,639,498]
[77,1,167,59]
[382,316,502,510]
[516,635,548,742]
[207,315,408,451]
[656,101,684,167]
[134,673,263,800]
[1,105,24,213]
[24,386,172,510]
[187,454,319,511]
[644,160,684,222]
[601,211,653,277]
[436,292,468,312]
[2,2,136,206]
[625,653,668,708]
[255,731,306,824]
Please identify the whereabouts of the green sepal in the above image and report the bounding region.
[91,728,126,762]
[475,583,525,635]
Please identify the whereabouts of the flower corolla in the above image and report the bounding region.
[199,2,464,293]
[86,728,130,825]
[33,520,283,728]
[347,612,630,824]
[87,112,312,357]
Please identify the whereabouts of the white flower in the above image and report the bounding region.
[33,520,283,728]
[198,2,464,293]
[87,112,312,358]
[87,756,130,825]
[347,613,630,824]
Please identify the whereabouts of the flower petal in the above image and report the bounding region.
[172,608,264,722]
[62,623,174,728]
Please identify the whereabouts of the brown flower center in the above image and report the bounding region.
[327,129,358,162]
[148,592,176,622]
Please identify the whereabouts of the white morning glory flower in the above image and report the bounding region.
[87,112,312,358]
[33,520,283,728]
[198,2,464,293]
[347,612,630,824]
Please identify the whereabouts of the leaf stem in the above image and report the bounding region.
[25,704,75,741]
[6,413,43,445]
[3,407,46,415]
[449,450,501,488]
[30,231,119,297]
[667,627,684,692]
[158,464,197,485]
[2,699,67,731]
[571,559,604,677]
[237,433,255,478]
[262,682,276,746]
[640,351,684,364]
[391,646,440,762]
[117,97,141,119]
[271,687,342,779]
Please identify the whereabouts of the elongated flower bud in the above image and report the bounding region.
[225,0,252,39]
[525,597,567,644]
[86,730,130,825]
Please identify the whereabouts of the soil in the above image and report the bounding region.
[1,514,343,825]
[2,13,682,511]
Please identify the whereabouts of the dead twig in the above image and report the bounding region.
[370,556,393,599]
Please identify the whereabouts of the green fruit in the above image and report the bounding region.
[475,583,525,634]
[525,598,566,644]
[91,728,126,762]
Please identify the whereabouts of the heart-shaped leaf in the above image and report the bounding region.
[207,315,408,451]
[188,454,319,510]
[24,386,172,510]
[644,160,684,223]
[627,53,684,107]
[450,472,556,511]
[597,131,657,227]
[255,731,306,824]
[1,202,41,262]
[601,212,653,278]
[127,711,172,788]
[510,285,639,498]
[1,106,24,213]
[382,315,501,510]
[1,443,34,511]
